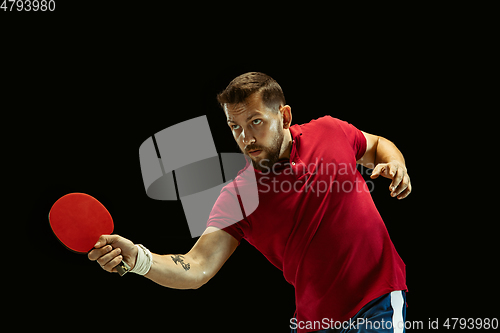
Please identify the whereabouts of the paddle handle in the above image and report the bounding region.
[116,260,131,276]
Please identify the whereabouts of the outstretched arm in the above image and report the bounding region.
[357,131,412,200]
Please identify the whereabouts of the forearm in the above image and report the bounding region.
[141,228,237,290]
[374,137,405,167]
[144,253,207,290]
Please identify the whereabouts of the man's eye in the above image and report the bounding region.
[252,119,262,125]
[232,124,240,130]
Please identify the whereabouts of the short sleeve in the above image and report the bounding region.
[206,186,245,243]
[332,117,367,161]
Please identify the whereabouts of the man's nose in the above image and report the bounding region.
[242,129,256,145]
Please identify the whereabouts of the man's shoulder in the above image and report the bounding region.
[297,115,342,129]
[292,115,344,137]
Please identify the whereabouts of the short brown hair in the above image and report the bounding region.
[217,72,286,112]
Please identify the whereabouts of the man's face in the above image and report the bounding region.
[224,94,285,171]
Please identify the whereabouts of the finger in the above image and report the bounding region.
[103,255,123,273]
[94,234,122,248]
[389,166,403,193]
[397,182,412,200]
[370,164,386,179]
[97,247,122,267]
[387,162,398,178]
[391,175,408,197]
[88,245,113,261]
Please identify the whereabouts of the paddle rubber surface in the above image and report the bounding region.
[49,193,114,253]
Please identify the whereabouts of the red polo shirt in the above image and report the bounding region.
[207,116,407,333]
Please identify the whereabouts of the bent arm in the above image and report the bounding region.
[357,131,411,199]
[144,227,238,289]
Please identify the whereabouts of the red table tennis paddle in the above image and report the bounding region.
[48,192,130,276]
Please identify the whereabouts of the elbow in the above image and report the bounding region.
[191,283,204,290]
[190,281,206,290]
[190,271,211,290]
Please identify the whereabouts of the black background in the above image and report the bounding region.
[4,4,496,332]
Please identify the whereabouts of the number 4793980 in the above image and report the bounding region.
[1,0,56,11]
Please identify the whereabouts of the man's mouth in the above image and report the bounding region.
[248,149,262,157]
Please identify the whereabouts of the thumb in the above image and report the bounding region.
[370,164,385,179]
[94,234,121,248]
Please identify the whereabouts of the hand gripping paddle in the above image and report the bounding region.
[48,193,130,276]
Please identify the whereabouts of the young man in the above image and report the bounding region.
[89,72,411,333]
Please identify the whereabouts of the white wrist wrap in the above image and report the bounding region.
[130,244,152,275]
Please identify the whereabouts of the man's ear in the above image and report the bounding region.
[280,105,292,129]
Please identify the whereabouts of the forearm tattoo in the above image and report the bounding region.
[170,255,191,271]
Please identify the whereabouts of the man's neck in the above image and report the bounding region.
[278,129,293,161]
